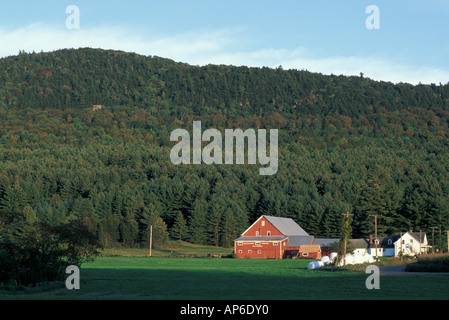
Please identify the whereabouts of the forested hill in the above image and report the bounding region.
[2,48,449,117]
[1,48,449,250]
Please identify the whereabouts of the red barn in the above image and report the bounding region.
[234,215,317,259]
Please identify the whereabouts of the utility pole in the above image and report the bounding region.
[369,215,379,261]
[341,212,353,266]
[447,230,449,254]
[430,226,438,254]
[149,225,153,257]
[419,230,422,254]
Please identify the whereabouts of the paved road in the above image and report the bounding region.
[379,265,406,275]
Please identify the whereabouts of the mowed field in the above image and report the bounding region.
[1,255,449,300]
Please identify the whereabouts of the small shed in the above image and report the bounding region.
[313,238,338,258]
[297,245,322,259]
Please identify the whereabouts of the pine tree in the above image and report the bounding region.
[119,212,139,247]
[356,167,401,236]
[98,211,121,248]
[170,211,188,241]
[206,203,223,247]
[402,186,427,230]
[188,199,208,245]
[163,181,185,228]
[138,203,169,249]
[14,206,41,248]
[220,211,237,248]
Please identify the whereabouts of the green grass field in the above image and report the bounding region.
[1,255,448,300]
[99,240,234,258]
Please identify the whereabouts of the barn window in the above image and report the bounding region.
[261,221,265,227]
[267,231,271,236]
[273,242,278,246]
[238,242,243,246]
[303,253,309,257]
[257,250,261,254]
[248,250,252,253]
[255,242,260,246]
[238,250,242,254]
[256,231,259,236]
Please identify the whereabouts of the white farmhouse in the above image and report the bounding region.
[368,231,430,257]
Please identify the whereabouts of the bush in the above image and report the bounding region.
[0,210,100,287]
[405,254,449,272]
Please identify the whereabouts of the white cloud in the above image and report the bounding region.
[0,23,447,85]
[276,54,449,85]
[0,23,235,59]
[202,49,449,85]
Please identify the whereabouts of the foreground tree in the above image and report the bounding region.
[0,209,100,287]
[138,204,169,249]
[335,212,353,266]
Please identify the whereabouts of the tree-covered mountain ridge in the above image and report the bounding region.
[1,48,449,250]
[2,48,449,116]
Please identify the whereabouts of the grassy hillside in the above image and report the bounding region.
[100,240,233,258]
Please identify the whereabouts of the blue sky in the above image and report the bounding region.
[1,0,448,84]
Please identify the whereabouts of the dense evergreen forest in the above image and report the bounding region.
[1,48,449,250]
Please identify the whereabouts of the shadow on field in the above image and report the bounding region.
[63,264,449,300]
[2,258,448,300]
[68,268,364,300]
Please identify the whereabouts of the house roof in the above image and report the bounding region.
[410,231,427,243]
[374,236,396,248]
[373,231,428,248]
[263,215,309,236]
[349,239,370,249]
[286,235,314,247]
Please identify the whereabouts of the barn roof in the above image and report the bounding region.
[285,235,314,247]
[313,238,339,247]
[264,216,309,236]
[235,236,287,242]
